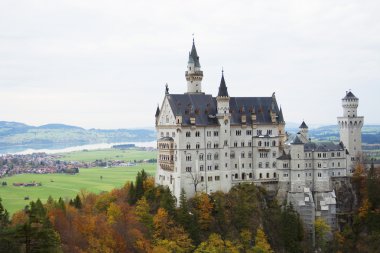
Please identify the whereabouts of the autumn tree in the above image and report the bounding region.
[135,196,153,234]
[253,227,273,253]
[314,218,330,252]
[194,192,213,231]
[194,233,239,253]
[153,208,193,253]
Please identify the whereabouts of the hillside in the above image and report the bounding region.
[287,124,380,144]
[0,121,155,153]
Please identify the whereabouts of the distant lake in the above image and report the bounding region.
[0,141,156,155]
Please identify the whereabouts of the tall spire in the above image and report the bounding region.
[185,38,203,93]
[188,39,201,68]
[218,70,229,97]
[155,104,160,117]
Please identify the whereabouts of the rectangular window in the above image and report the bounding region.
[208,176,213,181]
[215,176,220,181]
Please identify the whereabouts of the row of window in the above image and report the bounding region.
[184,129,276,138]
[282,171,343,178]
[159,154,173,161]
[258,162,277,168]
[282,162,342,169]
[160,132,175,138]
[200,176,220,182]
[185,140,277,149]
[158,143,173,149]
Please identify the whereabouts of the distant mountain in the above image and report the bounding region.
[287,124,380,144]
[0,121,156,153]
[38,124,84,130]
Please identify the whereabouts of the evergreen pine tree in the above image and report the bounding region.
[73,194,82,209]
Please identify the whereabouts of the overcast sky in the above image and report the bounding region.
[0,0,379,129]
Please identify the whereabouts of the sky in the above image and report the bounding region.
[0,0,379,129]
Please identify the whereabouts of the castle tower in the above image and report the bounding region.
[216,71,232,192]
[185,39,203,93]
[289,136,306,192]
[299,121,309,143]
[337,91,364,161]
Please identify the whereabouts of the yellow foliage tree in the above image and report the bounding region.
[194,233,239,253]
[196,192,213,230]
[107,202,122,225]
[153,208,193,253]
[314,218,330,252]
[135,196,153,232]
[253,227,273,253]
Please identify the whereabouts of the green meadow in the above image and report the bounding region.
[0,148,157,215]
[59,148,157,162]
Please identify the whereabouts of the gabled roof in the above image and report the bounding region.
[304,141,344,152]
[165,93,283,126]
[188,40,201,68]
[277,150,291,160]
[343,91,358,100]
[217,73,229,97]
[292,135,304,145]
[299,121,308,129]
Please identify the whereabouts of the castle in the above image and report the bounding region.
[155,40,363,233]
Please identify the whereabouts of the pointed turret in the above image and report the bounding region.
[185,39,203,93]
[299,121,308,129]
[299,120,309,142]
[188,39,201,68]
[155,105,160,118]
[278,107,284,123]
[217,71,229,97]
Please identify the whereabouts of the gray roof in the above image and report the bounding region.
[278,150,291,160]
[299,121,308,129]
[292,135,304,145]
[343,91,358,100]
[158,137,174,141]
[217,73,229,97]
[304,141,344,152]
[188,40,201,68]
[166,93,283,126]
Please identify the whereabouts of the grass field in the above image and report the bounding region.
[0,164,156,215]
[59,148,157,162]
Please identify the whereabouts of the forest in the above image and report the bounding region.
[0,165,379,253]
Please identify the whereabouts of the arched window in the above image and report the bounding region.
[207,153,212,160]
[214,153,219,160]
[199,153,204,161]
[186,154,191,161]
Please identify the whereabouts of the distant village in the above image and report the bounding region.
[0,146,156,178]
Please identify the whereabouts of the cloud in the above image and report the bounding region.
[0,0,379,128]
